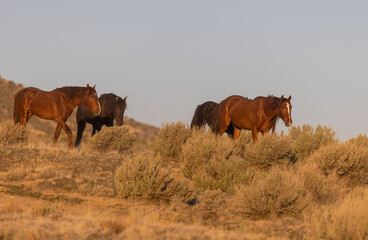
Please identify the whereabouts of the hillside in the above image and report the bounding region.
[0,75,159,142]
[2,120,368,238]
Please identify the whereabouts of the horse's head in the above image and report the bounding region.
[114,96,127,126]
[278,95,292,127]
[82,84,101,116]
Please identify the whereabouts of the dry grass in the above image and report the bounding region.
[0,120,29,145]
[305,187,368,240]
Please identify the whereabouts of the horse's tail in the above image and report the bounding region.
[190,104,205,128]
[13,105,21,124]
[13,92,22,124]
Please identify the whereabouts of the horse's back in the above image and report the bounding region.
[223,95,278,131]
[218,95,248,117]
[28,88,72,120]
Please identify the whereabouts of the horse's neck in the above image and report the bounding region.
[60,87,84,107]
[262,98,279,120]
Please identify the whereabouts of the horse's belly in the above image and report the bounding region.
[29,101,56,120]
[231,118,253,130]
[230,113,256,130]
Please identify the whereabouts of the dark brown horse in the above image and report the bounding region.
[74,93,127,147]
[190,101,218,128]
[13,84,101,148]
[190,101,235,137]
[218,95,292,143]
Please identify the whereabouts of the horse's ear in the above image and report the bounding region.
[115,96,119,102]
[123,95,128,101]
[280,95,284,102]
[93,85,96,89]
[87,84,90,88]
[287,95,292,102]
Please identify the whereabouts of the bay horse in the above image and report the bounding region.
[218,95,292,143]
[74,93,127,147]
[13,84,101,148]
[190,101,235,137]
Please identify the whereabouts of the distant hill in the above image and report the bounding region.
[0,75,159,142]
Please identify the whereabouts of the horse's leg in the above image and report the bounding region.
[55,120,73,149]
[232,126,241,140]
[74,120,86,147]
[106,119,114,127]
[252,130,258,144]
[25,109,33,124]
[92,123,102,136]
[53,124,62,147]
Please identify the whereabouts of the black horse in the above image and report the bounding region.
[74,93,127,147]
[190,101,234,137]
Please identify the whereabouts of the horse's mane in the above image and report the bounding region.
[252,95,280,110]
[54,86,89,100]
[56,86,86,90]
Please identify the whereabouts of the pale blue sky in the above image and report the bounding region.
[1,1,368,140]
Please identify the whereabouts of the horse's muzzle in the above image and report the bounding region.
[93,109,101,116]
[285,121,292,127]
[93,102,101,116]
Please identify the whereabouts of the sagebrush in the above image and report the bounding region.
[87,126,136,153]
[309,142,368,185]
[151,122,192,161]
[235,166,310,219]
[289,124,336,161]
[114,151,191,201]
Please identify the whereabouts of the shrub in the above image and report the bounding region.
[347,134,368,148]
[297,162,347,205]
[87,126,136,153]
[151,122,192,161]
[309,142,368,185]
[180,128,235,178]
[233,130,253,155]
[180,129,253,192]
[235,166,310,219]
[114,151,191,201]
[191,156,253,193]
[0,120,29,145]
[241,133,294,169]
[198,189,226,211]
[307,187,368,240]
[289,124,336,161]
